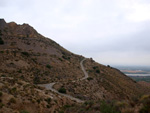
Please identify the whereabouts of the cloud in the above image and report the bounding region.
[1,0,150,66]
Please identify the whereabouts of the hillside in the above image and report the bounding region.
[0,19,150,113]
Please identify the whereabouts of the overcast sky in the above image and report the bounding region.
[1,0,150,66]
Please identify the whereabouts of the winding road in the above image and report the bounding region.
[80,58,89,80]
[38,58,88,103]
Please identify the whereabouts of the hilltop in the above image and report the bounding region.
[0,19,150,113]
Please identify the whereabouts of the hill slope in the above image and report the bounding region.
[0,19,149,113]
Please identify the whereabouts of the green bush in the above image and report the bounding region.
[58,87,66,94]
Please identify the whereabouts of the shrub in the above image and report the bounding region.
[1,74,6,77]
[96,70,100,73]
[139,105,150,113]
[18,69,22,73]
[59,111,64,113]
[36,99,41,104]
[139,95,150,113]
[93,66,98,70]
[45,98,51,104]
[63,105,71,109]
[20,110,30,113]
[9,98,16,104]
[21,52,29,56]
[0,92,3,97]
[46,64,52,69]
[107,65,110,68]
[33,76,40,84]
[0,39,4,45]
[62,55,70,60]
[58,87,66,94]
[0,30,2,35]
[87,77,93,81]
[0,103,4,108]
[11,87,17,94]
[121,108,134,113]
[84,101,94,106]
[46,105,50,108]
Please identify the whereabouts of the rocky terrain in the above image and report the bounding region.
[0,19,150,113]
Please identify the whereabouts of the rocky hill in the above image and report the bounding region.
[0,19,150,113]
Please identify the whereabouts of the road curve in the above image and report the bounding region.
[38,58,88,103]
[38,83,84,103]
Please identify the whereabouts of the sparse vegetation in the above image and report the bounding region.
[100,101,120,113]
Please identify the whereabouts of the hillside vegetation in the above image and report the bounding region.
[0,19,150,113]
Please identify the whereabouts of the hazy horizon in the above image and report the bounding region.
[1,0,150,66]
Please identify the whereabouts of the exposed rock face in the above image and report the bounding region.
[0,19,7,29]
[0,19,40,38]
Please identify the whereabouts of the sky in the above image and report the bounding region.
[1,0,150,66]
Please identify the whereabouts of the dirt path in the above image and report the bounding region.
[38,58,88,103]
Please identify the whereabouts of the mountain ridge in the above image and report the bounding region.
[0,19,150,113]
